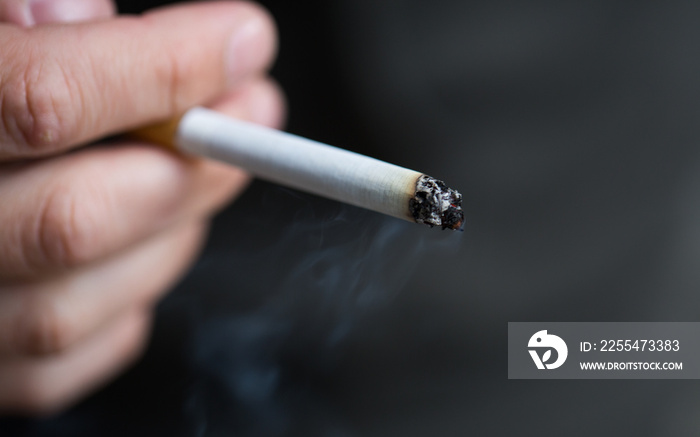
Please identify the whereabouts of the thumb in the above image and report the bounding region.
[0,0,115,26]
[0,1,277,160]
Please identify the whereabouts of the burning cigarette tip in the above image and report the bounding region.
[409,175,464,231]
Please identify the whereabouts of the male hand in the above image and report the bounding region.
[0,0,283,414]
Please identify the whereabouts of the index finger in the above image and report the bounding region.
[0,1,276,160]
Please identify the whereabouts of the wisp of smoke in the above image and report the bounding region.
[183,185,461,436]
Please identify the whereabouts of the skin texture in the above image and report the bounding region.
[0,0,284,415]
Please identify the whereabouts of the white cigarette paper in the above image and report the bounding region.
[139,107,463,230]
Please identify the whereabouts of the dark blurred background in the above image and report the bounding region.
[5,0,700,435]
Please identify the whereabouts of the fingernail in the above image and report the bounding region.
[29,0,96,24]
[226,16,275,85]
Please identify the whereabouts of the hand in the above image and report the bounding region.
[0,0,283,415]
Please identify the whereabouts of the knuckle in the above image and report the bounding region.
[1,59,76,155]
[154,50,189,115]
[33,183,97,269]
[164,53,187,114]
[17,294,75,356]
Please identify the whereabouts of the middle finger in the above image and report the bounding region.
[0,219,207,356]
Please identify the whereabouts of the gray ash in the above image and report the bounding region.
[408,175,464,230]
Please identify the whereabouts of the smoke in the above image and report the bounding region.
[182,184,461,436]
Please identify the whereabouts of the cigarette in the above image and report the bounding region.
[131,107,464,230]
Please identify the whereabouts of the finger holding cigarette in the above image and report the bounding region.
[0,1,281,415]
[133,107,465,231]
